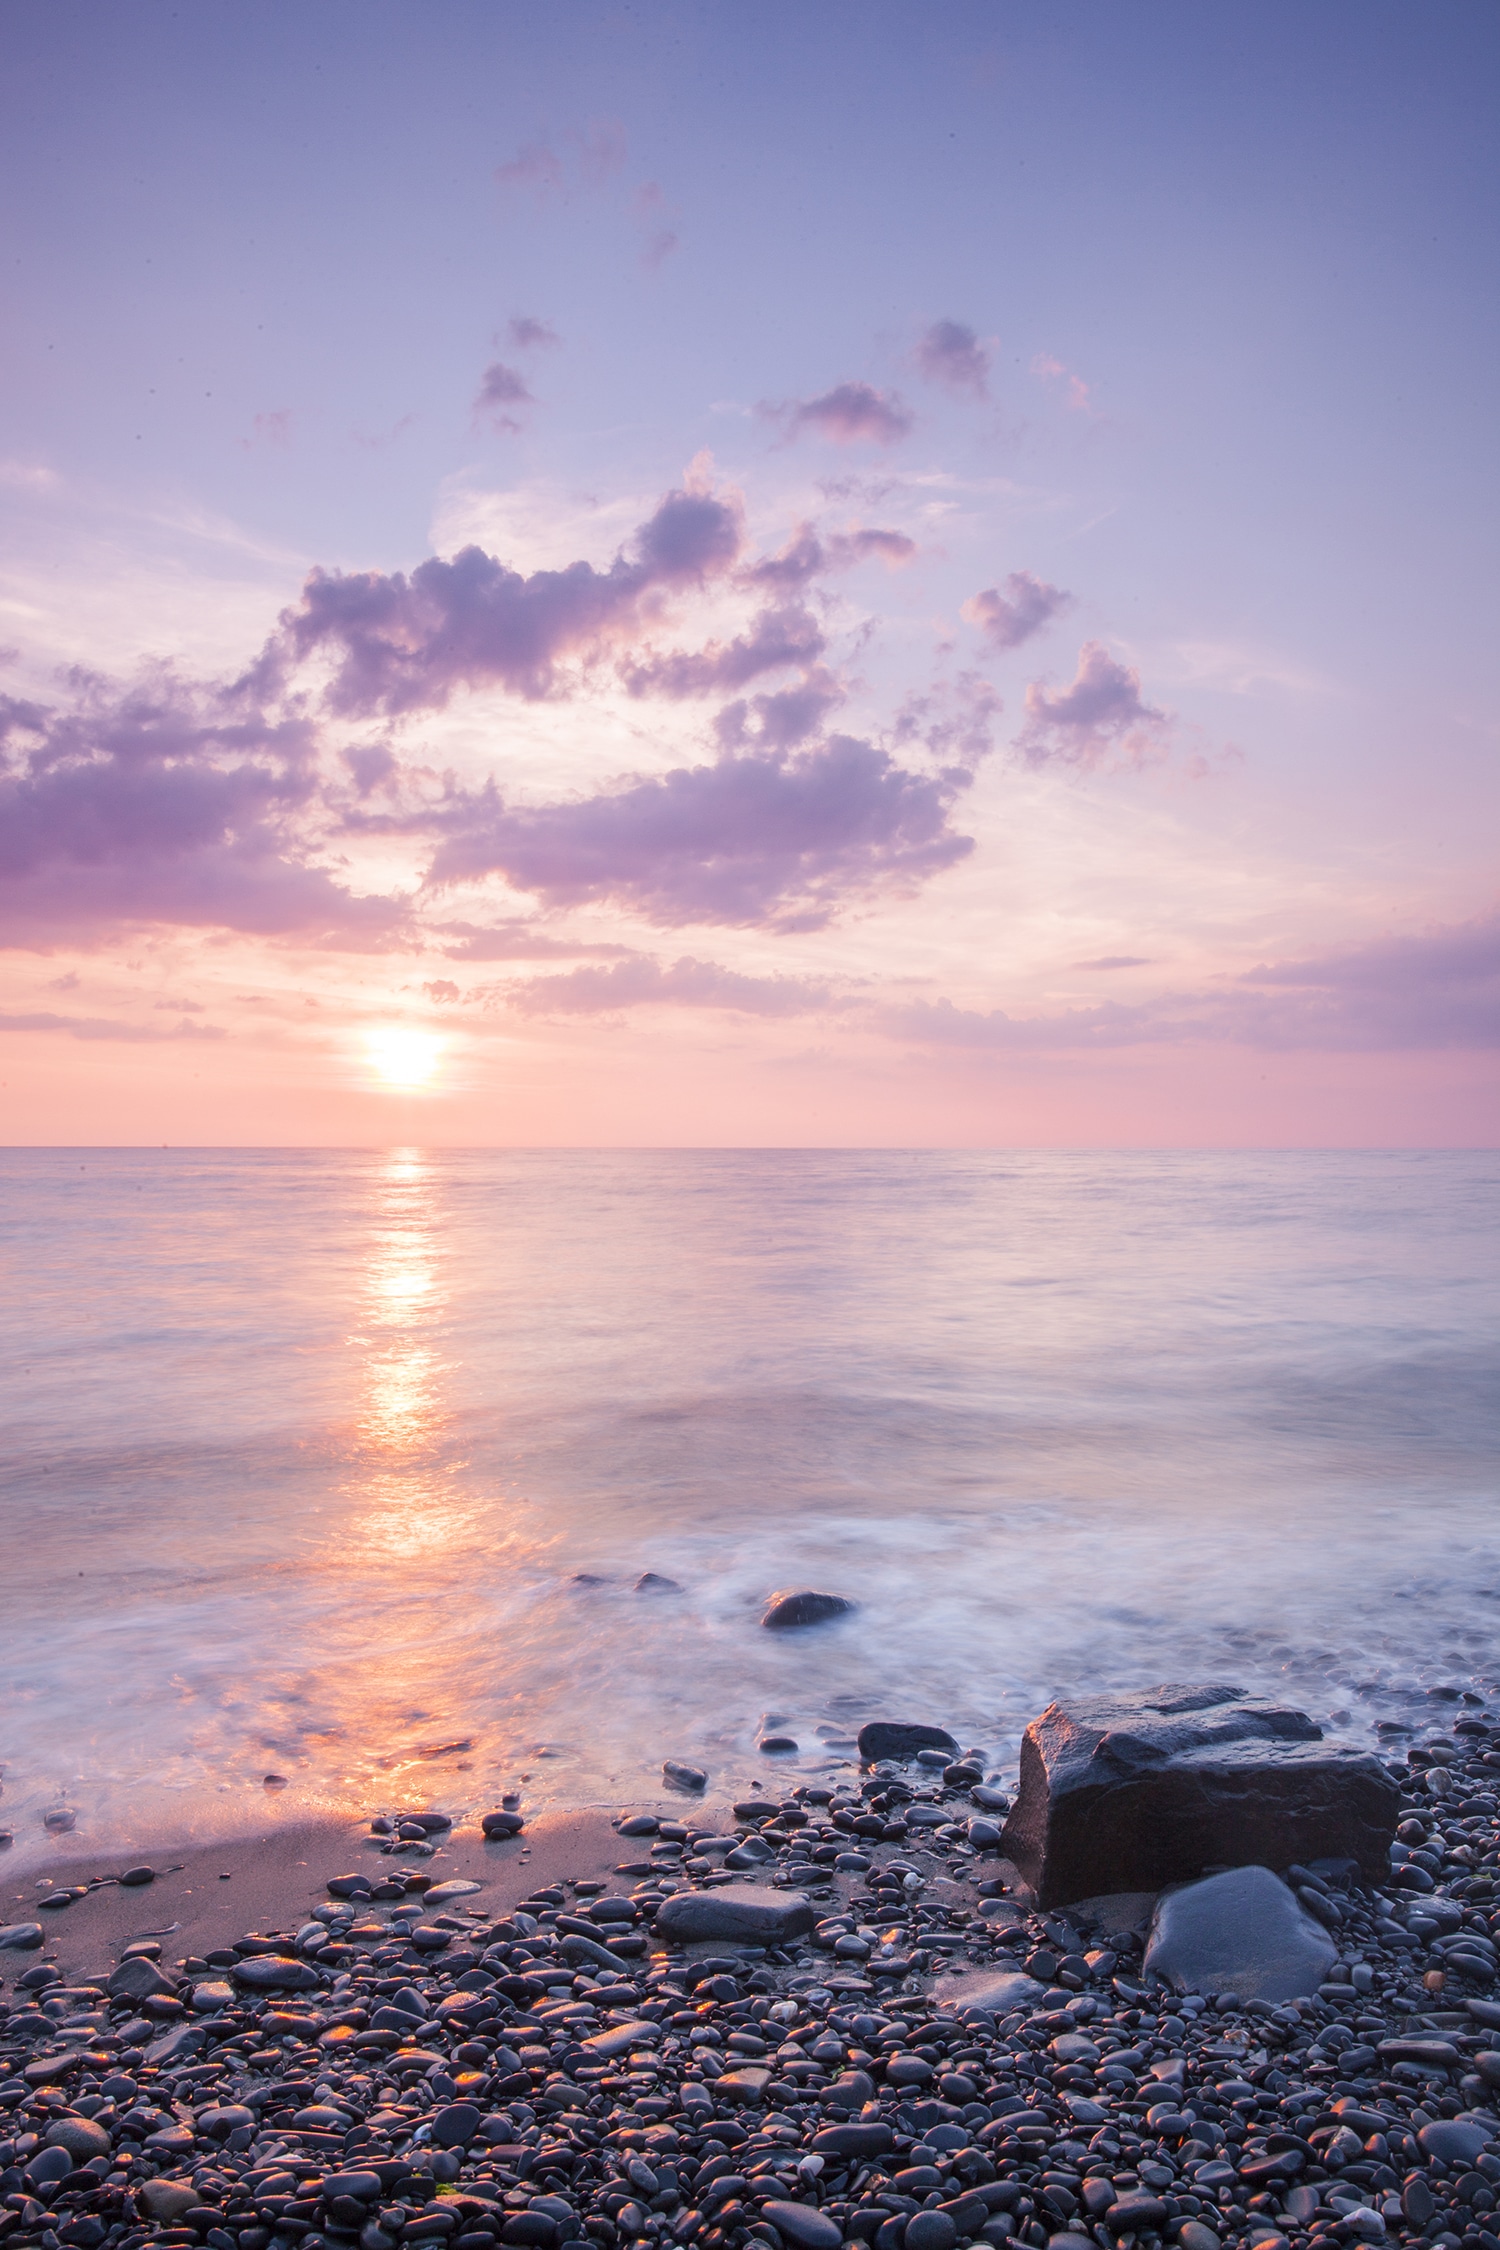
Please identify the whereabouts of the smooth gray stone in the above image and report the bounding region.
[425,1879,484,1904]
[107,1954,178,2000]
[932,1967,1045,2018]
[232,1952,322,1989]
[0,1922,44,1950]
[1000,1683,1399,1906]
[1144,1864,1337,2001]
[143,2023,209,2066]
[663,1760,707,1790]
[652,1882,815,1943]
[761,2203,842,2250]
[45,2118,111,2159]
[1419,2119,1492,2164]
[762,1589,855,1630]
[857,1721,958,1763]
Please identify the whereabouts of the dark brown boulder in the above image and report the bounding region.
[999,1683,1399,1907]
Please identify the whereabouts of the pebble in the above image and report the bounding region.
[7,1700,1500,2250]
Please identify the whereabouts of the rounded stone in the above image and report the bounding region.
[905,2212,957,2250]
[431,2101,481,2148]
[760,2202,843,2250]
[46,2118,111,2159]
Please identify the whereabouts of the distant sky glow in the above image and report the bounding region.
[0,1,1496,1144]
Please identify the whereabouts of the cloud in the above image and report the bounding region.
[963,571,1071,652]
[765,382,914,447]
[473,362,533,435]
[422,979,461,1003]
[239,410,293,452]
[633,181,678,269]
[0,1009,225,1041]
[0,680,405,951]
[916,320,990,398]
[435,920,638,962]
[744,523,916,589]
[713,678,845,752]
[424,732,978,931]
[268,481,745,715]
[494,140,566,198]
[884,910,1500,1054]
[1032,353,1093,413]
[1074,954,1154,970]
[508,316,559,351]
[620,605,825,699]
[506,953,836,1018]
[1016,641,1171,767]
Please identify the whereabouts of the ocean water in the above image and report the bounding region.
[1,1146,1497,1873]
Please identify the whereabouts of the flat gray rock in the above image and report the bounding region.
[1143,1864,1338,2000]
[0,1923,43,1951]
[932,1967,1045,2018]
[999,1683,1399,1906]
[652,1883,815,1943]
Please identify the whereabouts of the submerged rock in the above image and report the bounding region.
[762,1589,855,1629]
[856,1720,958,1763]
[1143,1863,1338,2000]
[1000,1682,1399,1906]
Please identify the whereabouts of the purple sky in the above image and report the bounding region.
[1,2,1496,1143]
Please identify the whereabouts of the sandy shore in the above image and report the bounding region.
[4,1807,628,1979]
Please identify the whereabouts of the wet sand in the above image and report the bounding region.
[2,1806,630,1980]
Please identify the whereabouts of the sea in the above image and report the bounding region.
[2,1147,1497,1874]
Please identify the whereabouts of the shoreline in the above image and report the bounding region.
[3,1707,1499,2250]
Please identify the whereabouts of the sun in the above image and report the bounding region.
[366,1028,443,1089]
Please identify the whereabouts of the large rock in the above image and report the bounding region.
[857,1721,958,1764]
[651,1883,816,1944]
[999,1684,1399,1906]
[1143,1865,1337,2000]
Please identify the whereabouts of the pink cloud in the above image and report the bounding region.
[1032,353,1093,413]
[763,382,914,447]
[506,954,836,1018]
[1016,641,1171,767]
[963,570,1072,651]
[508,315,559,351]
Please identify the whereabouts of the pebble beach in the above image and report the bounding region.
[6,1704,1500,2250]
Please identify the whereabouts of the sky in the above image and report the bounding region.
[0,0,1496,1145]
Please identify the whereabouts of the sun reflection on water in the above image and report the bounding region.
[354,1149,469,1559]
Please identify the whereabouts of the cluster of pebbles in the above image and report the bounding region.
[5,1719,1500,2250]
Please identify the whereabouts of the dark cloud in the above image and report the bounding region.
[473,362,533,434]
[424,733,978,931]
[713,677,845,752]
[916,319,990,398]
[963,571,1072,652]
[343,743,398,796]
[1016,640,1171,767]
[620,606,825,699]
[268,483,745,715]
[764,382,914,447]
[506,953,835,1018]
[744,523,916,589]
[0,682,404,950]
[508,316,560,351]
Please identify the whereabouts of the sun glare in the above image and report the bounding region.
[366,1029,443,1089]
